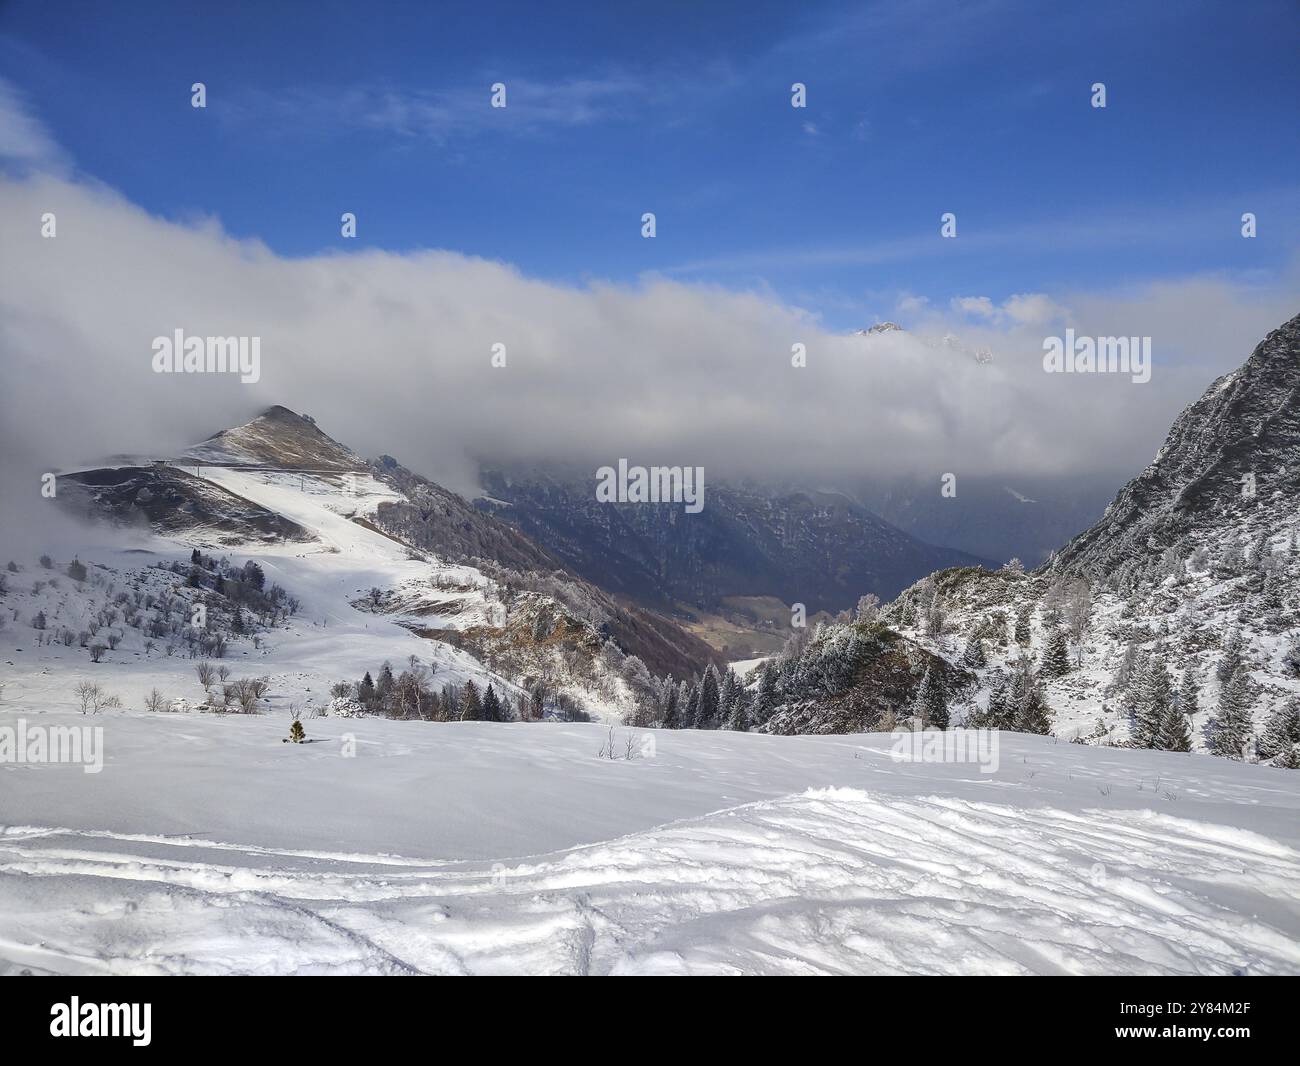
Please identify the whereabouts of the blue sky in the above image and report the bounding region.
[1,0,1297,330]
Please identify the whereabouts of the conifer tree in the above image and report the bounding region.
[1208,667,1252,759]
[753,662,778,725]
[1043,627,1071,676]
[1130,657,1166,747]
[697,664,721,729]
[719,669,741,724]
[912,664,949,729]
[727,688,751,731]
[358,670,376,706]
[961,637,986,669]
[461,680,484,722]
[1256,697,1300,761]
[661,684,680,729]
[482,683,502,723]
[1007,659,1051,735]
[376,661,395,702]
[1137,658,1178,750]
[985,674,1011,729]
[1156,697,1192,753]
[1014,605,1032,647]
[1216,631,1246,686]
[684,680,701,729]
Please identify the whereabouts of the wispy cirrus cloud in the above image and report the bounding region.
[218,74,655,145]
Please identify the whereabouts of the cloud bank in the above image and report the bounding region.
[1,83,1296,551]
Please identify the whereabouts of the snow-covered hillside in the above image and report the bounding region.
[2,462,646,724]
[2,713,1297,975]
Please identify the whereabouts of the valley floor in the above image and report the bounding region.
[2,712,1298,975]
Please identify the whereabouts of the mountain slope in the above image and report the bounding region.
[1053,312,1300,577]
[867,312,1300,757]
[477,468,992,615]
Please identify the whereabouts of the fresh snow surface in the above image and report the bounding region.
[2,713,1297,975]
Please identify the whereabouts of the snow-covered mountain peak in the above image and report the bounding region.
[182,405,364,471]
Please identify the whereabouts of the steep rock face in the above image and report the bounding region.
[1052,313,1300,580]
[477,470,991,614]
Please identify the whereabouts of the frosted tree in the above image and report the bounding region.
[1043,627,1071,676]
[917,576,938,611]
[718,669,741,724]
[726,687,751,731]
[923,601,946,639]
[961,637,986,669]
[1250,530,1271,567]
[1138,658,1186,751]
[855,593,880,624]
[912,664,949,730]
[1156,695,1192,753]
[1007,658,1052,735]
[1120,647,1153,723]
[1256,697,1300,762]
[697,665,722,729]
[1208,668,1253,759]
[1014,604,1032,647]
[1014,679,1052,735]
[1112,642,1139,693]
[460,680,483,722]
[1216,631,1246,686]
[1220,538,1246,574]
[752,662,778,724]
[983,672,1011,729]
[660,683,681,729]
[1282,639,1300,678]
[673,679,692,727]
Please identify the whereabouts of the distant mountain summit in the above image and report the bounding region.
[181,405,364,471]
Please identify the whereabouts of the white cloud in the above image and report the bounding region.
[950,292,1068,326]
[0,170,1295,552]
[0,78,68,173]
[951,295,997,318]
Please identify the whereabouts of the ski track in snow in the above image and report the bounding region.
[3,788,1298,976]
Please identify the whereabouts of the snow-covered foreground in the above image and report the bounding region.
[2,712,1298,975]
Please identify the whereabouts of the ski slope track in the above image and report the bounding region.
[2,717,1297,975]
